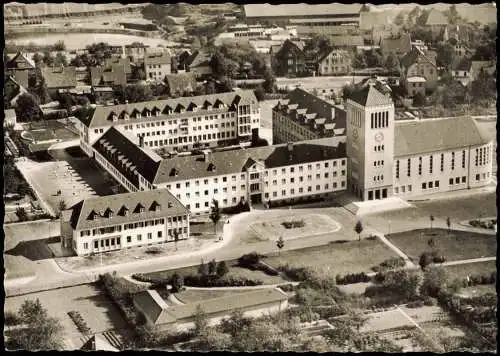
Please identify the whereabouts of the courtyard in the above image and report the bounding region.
[4,284,128,350]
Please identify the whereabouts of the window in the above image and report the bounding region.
[435,181,440,188]
[341,170,345,176]
[205,202,209,207]
[158,231,162,238]
[440,153,444,172]
[462,150,466,168]
[422,182,426,189]
[461,176,466,183]
[451,152,455,170]
[127,236,131,243]
[476,174,480,181]
[407,158,411,176]
[396,160,400,179]
[429,156,433,174]
[449,178,454,185]
[429,181,433,188]
[137,234,142,241]
[418,157,422,175]
[455,177,460,184]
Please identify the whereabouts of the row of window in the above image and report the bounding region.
[396,151,468,179]
[374,145,385,152]
[125,121,237,134]
[422,180,441,190]
[141,131,236,147]
[374,160,384,167]
[394,185,412,194]
[264,181,346,198]
[370,111,389,129]
[476,146,490,166]
[95,153,137,192]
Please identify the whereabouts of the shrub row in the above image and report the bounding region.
[278,264,316,282]
[131,273,168,285]
[371,257,406,272]
[469,219,496,229]
[183,274,263,287]
[335,272,371,285]
[281,220,305,229]
[68,310,91,334]
[406,296,436,308]
[278,283,296,292]
[268,195,325,208]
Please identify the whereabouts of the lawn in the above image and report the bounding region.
[386,228,496,262]
[4,255,36,280]
[189,220,225,240]
[250,213,340,241]
[142,260,287,285]
[263,238,399,277]
[175,289,253,304]
[443,261,497,281]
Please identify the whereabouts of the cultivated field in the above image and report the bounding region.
[263,238,399,277]
[386,228,496,262]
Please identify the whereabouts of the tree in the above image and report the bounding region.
[15,207,29,222]
[427,238,436,249]
[216,261,229,278]
[384,52,399,73]
[195,328,232,351]
[220,309,253,337]
[413,92,426,107]
[394,11,405,26]
[419,252,433,270]
[429,215,435,229]
[8,299,64,351]
[436,43,455,69]
[209,199,221,236]
[408,6,421,26]
[192,305,208,336]
[416,9,430,27]
[447,4,460,25]
[421,266,448,297]
[42,51,54,66]
[170,273,184,293]
[198,259,208,277]
[353,52,367,69]
[132,66,146,81]
[53,40,66,51]
[276,236,285,255]
[354,221,363,242]
[208,258,217,276]
[32,52,43,66]
[254,84,265,101]
[53,52,67,67]
[446,217,451,233]
[15,93,41,122]
[124,84,154,103]
[173,229,179,251]
[263,67,276,93]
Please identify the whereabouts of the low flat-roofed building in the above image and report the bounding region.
[133,288,289,332]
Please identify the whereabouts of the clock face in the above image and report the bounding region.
[375,132,384,142]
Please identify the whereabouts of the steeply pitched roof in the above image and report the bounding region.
[188,50,213,68]
[399,47,436,69]
[104,57,132,74]
[359,10,392,30]
[165,73,197,95]
[80,335,119,352]
[90,64,127,87]
[41,66,77,88]
[275,39,305,58]
[348,85,393,107]
[92,127,162,185]
[153,137,346,185]
[68,184,187,230]
[317,48,351,64]
[243,4,362,18]
[79,90,258,128]
[133,290,176,325]
[144,51,171,66]
[425,9,448,26]
[380,34,412,55]
[394,117,491,157]
[10,69,30,88]
[7,52,36,70]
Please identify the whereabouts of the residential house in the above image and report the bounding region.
[453,43,473,58]
[272,88,347,144]
[317,48,352,76]
[400,46,438,92]
[380,33,412,58]
[40,66,77,96]
[9,69,30,89]
[271,39,307,77]
[90,65,127,88]
[185,50,214,79]
[60,188,189,255]
[165,73,198,97]
[104,57,133,82]
[471,60,496,80]
[134,288,289,332]
[451,58,473,86]
[5,52,36,76]
[124,43,150,62]
[405,77,426,97]
[144,50,172,82]
[424,9,448,40]
[4,75,29,109]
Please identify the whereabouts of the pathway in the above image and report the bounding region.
[372,233,416,268]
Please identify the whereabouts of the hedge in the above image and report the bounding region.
[68,310,91,334]
[335,272,371,285]
[237,253,279,276]
[132,272,263,288]
[371,257,406,272]
[281,220,305,229]
[469,219,496,229]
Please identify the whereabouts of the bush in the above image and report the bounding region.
[335,272,371,285]
[279,283,296,292]
[423,296,437,306]
[278,264,315,282]
[183,274,263,287]
[145,247,162,255]
[5,311,21,326]
[406,300,425,308]
[238,252,261,268]
[281,219,305,229]
[68,310,91,334]
[372,257,406,272]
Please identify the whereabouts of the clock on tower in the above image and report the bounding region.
[374,132,384,142]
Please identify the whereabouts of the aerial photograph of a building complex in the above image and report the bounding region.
[3,1,497,352]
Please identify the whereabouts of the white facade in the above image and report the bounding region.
[346,97,395,201]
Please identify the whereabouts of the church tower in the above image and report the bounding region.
[345,84,395,201]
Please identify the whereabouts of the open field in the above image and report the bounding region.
[263,238,399,277]
[5,284,128,349]
[386,228,496,262]
[175,289,254,304]
[443,261,497,281]
[250,213,340,241]
[189,219,225,240]
[142,260,287,285]
[4,255,36,280]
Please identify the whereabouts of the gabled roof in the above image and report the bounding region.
[425,9,448,26]
[399,47,436,69]
[188,50,213,68]
[68,187,187,230]
[144,51,171,66]
[10,69,30,88]
[380,34,412,55]
[394,116,491,157]
[104,57,132,74]
[451,57,472,71]
[80,335,119,352]
[348,85,393,107]
[359,10,392,30]
[243,4,362,18]
[6,52,36,70]
[79,90,257,128]
[90,65,127,87]
[94,126,162,180]
[133,290,176,325]
[275,39,305,58]
[153,137,346,185]
[317,48,351,64]
[41,66,77,89]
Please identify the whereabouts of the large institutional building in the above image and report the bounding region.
[66,85,493,255]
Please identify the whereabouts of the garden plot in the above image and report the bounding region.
[249,213,340,241]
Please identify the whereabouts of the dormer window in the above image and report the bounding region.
[132,109,141,119]
[87,210,98,220]
[104,208,114,218]
[143,108,151,117]
[214,99,225,109]
[189,102,198,112]
[109,112,118,122]
[170,168,179,177]
[204,100,212,110]
[134,203,145,214]
[208,163,216,172]
[176,104,185,114]
[163,105,172,115]
[152,107,161,116]
[121,111,129,120]
[167,202,173,208]
[150,201,161,212]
